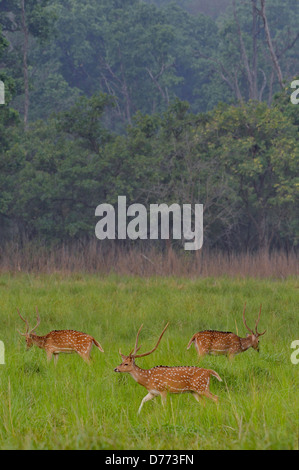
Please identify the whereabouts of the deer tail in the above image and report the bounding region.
[210,369,222,382]
[93,338,104,352]
[187,334,197,350]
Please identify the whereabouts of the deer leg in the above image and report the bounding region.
[46,350,53,363]
[203,390,219,403]
[137,392,156,415]
[160,391,167,407]
[192,392,205,406]
[79,353,91,364]
[75,347,91,364]
[85,342,93,360]
[228,351,235,361]
[194,343,206,361]
[54,353,59,365]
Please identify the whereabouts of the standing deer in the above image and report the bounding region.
[187,303,266,361]
[114,323,222,414]
[17,308,104,364]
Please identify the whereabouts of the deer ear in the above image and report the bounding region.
[119,348,126,359]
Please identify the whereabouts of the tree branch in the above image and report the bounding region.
[257,0,284,89]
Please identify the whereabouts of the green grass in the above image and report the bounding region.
[0,273,298,449]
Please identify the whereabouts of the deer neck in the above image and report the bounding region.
[30,333,47,349]
[130,363,150,388]
[240,336,254,352]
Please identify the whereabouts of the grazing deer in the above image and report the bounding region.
[17,308,104,364]
[187,303,266,361]
[114,323,222,414]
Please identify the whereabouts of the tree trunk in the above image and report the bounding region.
[21,0,29,128]
[251,0,258,100]
[259,0,284,89]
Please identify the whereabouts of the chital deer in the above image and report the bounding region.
[187,303,266,361]
[17,308,104,364]
[114,323,222,414]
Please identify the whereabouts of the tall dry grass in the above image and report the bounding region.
[0,240,297,278]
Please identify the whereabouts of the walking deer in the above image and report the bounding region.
[114,323,222,414]
[17,308,104,364]
[187,303,266,361]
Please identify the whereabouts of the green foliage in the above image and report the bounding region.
[144,0,230,18]
[0,89,298,250]
[216,0,299,103]
[0,1,298,251]
[1,94,115,241]
[56,93,115,152]
[0,0,55,39]
[199,101,299,248]
[2,0,299,121]
[1,0,218,123]
[0,24,7,56]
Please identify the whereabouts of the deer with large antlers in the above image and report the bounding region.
[114,323,222,414]
[187,303,266,361]
[17,308,104,364]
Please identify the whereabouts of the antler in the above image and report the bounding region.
[242,303,254,335]
[17,307,40,336]
[17,308,29,336]
[118,323,142,357]
[134,323,169,358]
[133,323,143,355]
[30,306,41,334]
[255,304,266,337]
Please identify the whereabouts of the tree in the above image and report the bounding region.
[0,0,55,125]
[0,93,115,241]
[22,0,218,126]
[213,0,299,104]
[200,100,299,249]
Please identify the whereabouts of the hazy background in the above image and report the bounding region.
[0,0,298,274]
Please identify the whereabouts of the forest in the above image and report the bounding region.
[0,0,298,256]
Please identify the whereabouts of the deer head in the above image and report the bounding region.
[17,307,41,349]
[114,323,169,373]
[242,303,266,352]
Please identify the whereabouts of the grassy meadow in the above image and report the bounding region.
[0,273,298,450]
